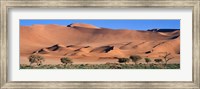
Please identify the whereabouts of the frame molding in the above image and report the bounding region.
[0,0,200,89]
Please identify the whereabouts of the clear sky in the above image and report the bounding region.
[20,20,180,30]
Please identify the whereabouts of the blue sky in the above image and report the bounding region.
[20,20,180,30]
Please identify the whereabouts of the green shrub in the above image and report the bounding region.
[144,58,151,64]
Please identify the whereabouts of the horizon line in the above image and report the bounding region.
[20,20,180,30]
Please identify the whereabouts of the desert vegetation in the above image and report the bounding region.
[60,57,73,65]
[129,55,142,64]
[145,58,151,64]
[118,58,130,64]
[160,52,174,67]
[28,54,45,66]
[20,63,180,69]
[154,59,163,64]
[23,53,179,69]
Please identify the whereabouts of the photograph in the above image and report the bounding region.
[1,0,199,88]
[20,20,180,69]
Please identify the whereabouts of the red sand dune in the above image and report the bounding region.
[20,23,180,64]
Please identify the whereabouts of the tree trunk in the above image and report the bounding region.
[164,61,168,68]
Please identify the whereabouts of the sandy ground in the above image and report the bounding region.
[20,23,180,65]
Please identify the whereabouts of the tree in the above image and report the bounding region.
[118,58,130,64]
[144,58,151,64]
[129,55,142,65]
[28,54,45,66]
[154,59,163,64]
[60,57,73,65]
[160,52,174,66]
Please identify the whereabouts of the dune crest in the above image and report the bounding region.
[67,23,99,29]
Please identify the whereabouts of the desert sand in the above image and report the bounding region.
[20,23,180,64]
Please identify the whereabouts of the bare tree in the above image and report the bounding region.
[160,52,174,66]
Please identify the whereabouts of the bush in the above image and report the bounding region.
[144,58,151,64]
[28,54,45,66]
[118,58,130,64]
[130,55,142,64]
[60,57,73,65]
[154,59,163,64]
